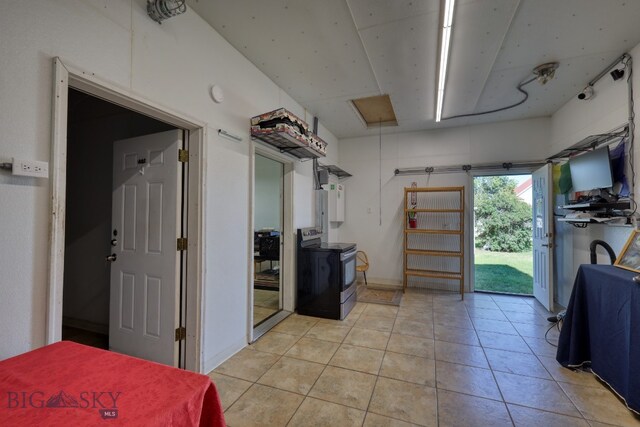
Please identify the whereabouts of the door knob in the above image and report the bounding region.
[111,239,118,247]
[106,253,117,262]
[542,243,553,248]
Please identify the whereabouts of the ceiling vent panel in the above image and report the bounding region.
[351,95,399,128]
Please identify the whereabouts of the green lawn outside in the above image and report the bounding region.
[474,249,533,295]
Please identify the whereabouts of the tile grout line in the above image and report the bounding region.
[432,294,441,427]
[516,314,595,422]
[468,295,615,423]
[269,317,328,425]
[223,318,315,420]
[462,295,516,427]
[222,292,621,426]
[493,294,591,423]
[284,306,365,425]
[360,303,398,425]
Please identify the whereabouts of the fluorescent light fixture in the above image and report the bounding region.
[435,0,456,122]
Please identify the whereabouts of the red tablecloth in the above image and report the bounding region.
[0,341,225,426]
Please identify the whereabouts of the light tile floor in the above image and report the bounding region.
[254,289,280,326]
[210,289,640,427]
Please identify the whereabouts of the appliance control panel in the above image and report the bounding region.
[300,227,323,241]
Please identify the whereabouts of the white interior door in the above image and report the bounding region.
[109,130,182,366]
[532,164,554,312]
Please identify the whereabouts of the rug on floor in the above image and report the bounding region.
[357,286,402,306]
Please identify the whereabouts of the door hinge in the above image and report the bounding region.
[175,326,186,342]
[178,149,189,163]
[177,238,188,251]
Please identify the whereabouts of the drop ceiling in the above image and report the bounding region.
[188,0,640,139]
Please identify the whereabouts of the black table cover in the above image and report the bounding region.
[557,264,640,413]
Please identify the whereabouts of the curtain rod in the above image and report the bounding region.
[394,161,548,176]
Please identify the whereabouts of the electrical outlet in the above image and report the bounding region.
[12,158,49,178]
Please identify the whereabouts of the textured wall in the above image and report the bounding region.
[549,42,640,307]
[0,0,339,372]
[338,118,550,290]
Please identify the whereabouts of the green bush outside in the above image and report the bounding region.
[474,176,532,252]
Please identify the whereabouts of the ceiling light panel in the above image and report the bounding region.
[435,0,455,122]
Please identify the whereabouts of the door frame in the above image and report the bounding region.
[47,58,207,372]
[248,142,295,342]
[468,168,537,294]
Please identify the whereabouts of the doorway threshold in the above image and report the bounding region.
[474,290,533,297]
[252,310,292,342]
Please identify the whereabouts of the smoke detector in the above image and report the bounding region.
[532,62,559,85]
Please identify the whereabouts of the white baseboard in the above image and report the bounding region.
[62,316,108,335]
[203,337,248,375]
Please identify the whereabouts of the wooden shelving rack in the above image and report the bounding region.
[403,186,465,299]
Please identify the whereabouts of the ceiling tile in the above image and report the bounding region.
[492,0,640,71]
[346,0,439,30]
[359,11,439,122]
[188,0,378,102]
[187,0,640,138]
[443,0,520,118]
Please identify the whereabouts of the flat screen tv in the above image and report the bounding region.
[569,146,613,192]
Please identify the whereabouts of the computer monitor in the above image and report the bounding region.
[569,146,613,193]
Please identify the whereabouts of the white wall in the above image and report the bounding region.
[338,118,550,289]
[0,0,339,371]
[550,43,640,306]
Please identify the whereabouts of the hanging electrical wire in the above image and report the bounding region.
[443,75,538,121]
[545,319,561,347]
[441,62,558,121]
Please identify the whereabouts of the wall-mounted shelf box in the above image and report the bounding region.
[320,164,352,179]
[547,124,628,161]
[557,217,629,224]
[250,108,326,159]
[251,129,322,159]
[560,201,631,211]
[558,200,632,225]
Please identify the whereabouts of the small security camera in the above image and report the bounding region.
[577,85,594,100]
